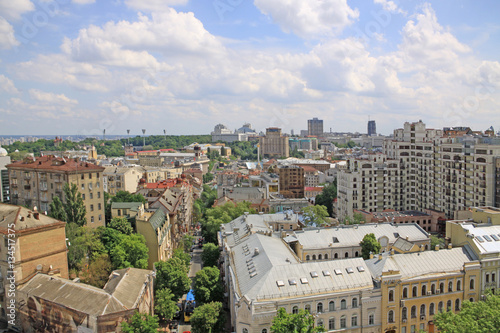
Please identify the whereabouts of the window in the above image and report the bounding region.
[448,281,453,292]
[412,286,417,297]
[340,316,346,329]
[340,299,346,310]
[81,174,84,180]
[388,310,394,323]
[431,284,436,294]
[312,255,316,260]
[352,298,358,308]
[305,304,311,313]
[81,184,84,190]
[355,251,359,257]
[493,273,496,282]
[429,303,435,315]
[292,306,298,314]
[411,325,416,333]
[389,290,394,302]
[334,253,338,259]
[329,301,335,311]
[318,254,322,260]
[440,282,445,293]
[411,306,417,318]
[455,299,460,311]
[117,209,121,216]
[97,191,101,199]
[402,307,407,320]
[90,204,94,212]
[470,278,475,290]
[98,214,102,222]
[98,203,101,210]
[262,330,267,333]
[422,285,427,295]
[91,216,94,223]
[402,327,407,333]
[345,252,349,258]
[329,318,335,330]
[89,192,93,200]
[243,329,248,333]
[351,314,358,327]
[306,255,310,261]
[369,313,374,325]
[420,304,425,316]
[317,302,323,313]
[438,301,443,313]
[457,280,461,291]
[324,254,328,259]
[317,319,323,328]
[447,300,452,311]
[82,193,85,200]
[486,273,490,283]
[403,287,408,298]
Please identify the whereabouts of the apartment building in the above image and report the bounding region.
[277,165,304,198]
[0,146,10,203]
[0,203,68,326]
[103,166,144,195]
[308,118,324,136]
[136,209,172,269]
[338,121,500,221]
[259,128,289,158]
[7,156,105,227]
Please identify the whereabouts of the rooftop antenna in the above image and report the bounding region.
[127,129,130,145]
[142,129,146,147]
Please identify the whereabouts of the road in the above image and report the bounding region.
[177,236,203,333]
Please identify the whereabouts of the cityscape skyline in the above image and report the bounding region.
[1,1,500,135]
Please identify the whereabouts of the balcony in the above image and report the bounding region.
[24,185,31,190]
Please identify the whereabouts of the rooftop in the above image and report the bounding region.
[6,155,104,172]
[0,203,65,233]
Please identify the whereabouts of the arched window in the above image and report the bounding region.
[324,254,328,259]
[352,298,358,308]
[403,287,408,298]
[431,284,436,294]
[305,304,311,313]
[469,298,474,302]
[455,299,460,311]
[457,280,461,291]
[351,314,358,327]
[312,255,316,260]
[262,330,268,333]
[329,301,335,312]
[317,319,323,328]
[402,307,407,320]
[292,306,298,314]
[440,282,445,293]
[334,253,339,259]
[470,278,475,290]
[389,290,394,302]
[243,329,248,333]
[388,310,394,323]
[318,254,322,260]
[369,313,374,325]
[420,304,426,316]
[328,318,335,330]
[429,303,435,315]
[422,285,427,296]
[340,299,347,310]
[447,300,452,311]
[345,252,349,258]
[317,302,323,313]
[438,301,443,313]
[448,281,453,292]
[412,286,418,297]
[411,306,417,318]
[340,316,347,329]
[355,251,359,257]
[306,255,310,261]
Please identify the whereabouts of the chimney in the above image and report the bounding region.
[390,248,394,256]
[435,244,440,251]
[253,247,260,256]
[420,244,425,252]
[378,253,383,261]
[34,212,40,220]
[448,243,452,249]
[369,251,374,259]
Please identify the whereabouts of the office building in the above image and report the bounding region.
[259,128,290,158]
[368,120,376,136]
[308,118,323,136]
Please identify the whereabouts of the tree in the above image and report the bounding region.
[360,233,381,260]
[194,267,223,305]
[434,292,500,332]
[121,312,159,333]
[78,253,112,288]
[203,172,214,184]
[430,235,445,250]
[110,190,146,205]
[154,288,178,321]
[314,181,337,217]
[109,233,149,269]
[270,308,325,333]
[301,205,329,227]
[172,248,191,268]
[180,234,195,253]
[107,217,133,235]
[201,202,256,243]
[345,212,364,225]
[49,195,67,221]
[201,243,220,268]
[63,183,87,226]
[155,258,190,299]
[66,224,106,271]
[190,302,223,333]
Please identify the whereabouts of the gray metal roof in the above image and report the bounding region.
[231,233,373,302]
[461,223,500,254]
[290,223,429,249]
[365,247,477,281]
[111,202,143,210]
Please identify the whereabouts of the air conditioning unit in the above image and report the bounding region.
[402,319,407,323]
[427,291,432,296]
[436,290,440,294]
[400,300,405,307]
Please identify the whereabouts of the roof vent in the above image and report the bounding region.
[253,247,260,256]
[36,264,43,271]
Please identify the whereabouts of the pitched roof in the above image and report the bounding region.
[6,156,104,172]
[0,203,65,234]
[110,202,143,210]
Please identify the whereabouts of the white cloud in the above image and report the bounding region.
[374,0,407,15]
[29,89,78,105]
[72,0,95,4]
[0,74,20,94]
[125,0,188,12]
[0,0,35,21]
[0,17,19,49]
[254,0,359,39]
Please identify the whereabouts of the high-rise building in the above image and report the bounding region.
[259,128,289,158]
[278,165,304,198]
[337,120,500,221]
[368,120,376,136]
[7,156,105,227]
[0,146,11,203]
[307,117,323,136]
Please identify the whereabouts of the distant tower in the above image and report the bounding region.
[142,129,146,147]
[291,129,294,136]
[163,129,167,147]
[127,129,130,145]
[368,120,376,136]
[103,129,106,141]
[307,118,323,136]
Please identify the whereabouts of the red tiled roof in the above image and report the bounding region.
[300,165,318,172]
[6,156,104,172]
[145,179,178,189]
[305,187,323,192]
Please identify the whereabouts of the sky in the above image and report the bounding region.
[0,0,499,136]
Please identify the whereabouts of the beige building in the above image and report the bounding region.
[338,120,500,221]
[278,165,304,198]
[259,128,289,158]
[7,156,105,227]
[103,166,144,195]
[0,203,69,328]
[136,209,172,269]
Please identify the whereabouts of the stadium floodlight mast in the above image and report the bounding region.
[142,129,146,147]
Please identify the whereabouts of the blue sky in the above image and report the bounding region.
[0,0,499,136]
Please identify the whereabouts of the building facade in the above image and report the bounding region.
[259,128,289,158]
[7,156,105,227]
[103,166,144,195]
[0,146,10,203]
[308,118,324,136]
[368,120,377,136]
[278,165,304,198]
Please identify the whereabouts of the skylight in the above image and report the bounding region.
[334,269,342,275]
[483,235,492,242]
[276,280,285,287]
[357,266,365,272]
[300,278,309,284]
[323,270,331,276]
[310,271,319,278]
[289,279,297,286]
[492,234,499,241]
[476,236,485,243]
[346,267,354,274]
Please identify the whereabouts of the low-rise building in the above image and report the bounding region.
[103,166,144,195]
[136,209,171,269]
[355,209,447,234]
